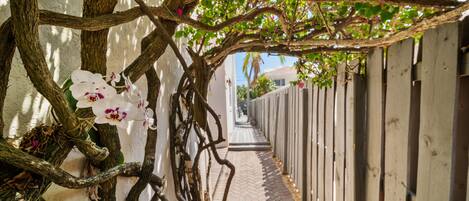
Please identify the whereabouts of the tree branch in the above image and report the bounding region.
[126,53,162,200]
[0,19,15,133]
[10,0,108,161]
[79,1,122,199]
[0,140,140,189]
[208,1,469,63]
[235,45,368,56]
[307,0,462,7]
[38,6,288,33]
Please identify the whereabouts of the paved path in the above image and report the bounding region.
[212,119,295,201]
[229,121,268,145]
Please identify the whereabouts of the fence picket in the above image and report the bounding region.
[283,92,290,174]
[325,84,335,201]
[416,21,460,201]
[306,83,314,201]
[335,63,346,201]
[384,38,414,201]
[312,85,319,200]
[318,88,326,201]
[345,65,366,201]
[365,47,384,201]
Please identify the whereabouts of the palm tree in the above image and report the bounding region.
[242,52,262,121]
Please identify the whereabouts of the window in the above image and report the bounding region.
[273,79,285,86]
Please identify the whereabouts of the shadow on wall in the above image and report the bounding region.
[1,0,83,139]
[0,0,192,200]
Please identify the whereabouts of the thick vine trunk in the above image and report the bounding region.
[81,0,117,74]
[191,51,211,130]
[80,1,121,200]
[0,8,76,201]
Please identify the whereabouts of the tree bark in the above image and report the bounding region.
[0,140,141,189]
[191,51,211,129]
[81,0,117,74]
[10,0,109,162]
[0,19,14,133]
[79,1,122,200]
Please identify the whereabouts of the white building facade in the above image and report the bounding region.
[263,66,297,87]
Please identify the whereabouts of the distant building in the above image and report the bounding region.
[263,66,297,87]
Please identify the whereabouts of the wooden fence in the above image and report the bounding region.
[248,19,469,201]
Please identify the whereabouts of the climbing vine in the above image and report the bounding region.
[0,0,468,201]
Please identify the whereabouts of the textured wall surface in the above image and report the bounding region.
[0,0,234,200]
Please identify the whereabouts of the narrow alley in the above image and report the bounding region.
[211,117,298,201]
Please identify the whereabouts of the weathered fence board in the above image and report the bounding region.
[384,38,414,201]
[364,47,384,201]
[283,92,289,174]
[325,84,335,201]
[335,63,346,201]
[274,95,280,157]
[416,22,460,201]
[297,87,304,194]
[318,88,326,201]
[288,87,294,176]
[311,85,319,200]
[306,83,314,201]
[345,68,366,201]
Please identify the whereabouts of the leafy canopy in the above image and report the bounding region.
[176,0,440,85]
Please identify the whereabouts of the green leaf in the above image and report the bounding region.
[61,78,77,111]
[117,151,125,164]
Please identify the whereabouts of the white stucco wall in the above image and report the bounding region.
[0,0,234,200]
[225,55,236,133]
[207,55,236,148]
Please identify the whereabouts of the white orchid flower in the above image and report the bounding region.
[92,96,138,129]
[121,74,149,110]
[70,70,117,108]
[108,72,121,87]
[127,90,149,110]
[122,74,136,94]
[142,108,156,130]
[71,69,103,84]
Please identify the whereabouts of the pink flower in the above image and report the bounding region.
[31,139,40,150]
[176,8,183,17]
[297,81,305,89]
[93,96,138,129]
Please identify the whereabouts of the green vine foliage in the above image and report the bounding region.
[251,75,276,98]
[293,52,366,88]
[175,0,439,86]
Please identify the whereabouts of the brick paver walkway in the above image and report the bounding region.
[212,119,295,201]
[229,123,267,145]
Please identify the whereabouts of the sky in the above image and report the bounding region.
[235,53,298,86]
